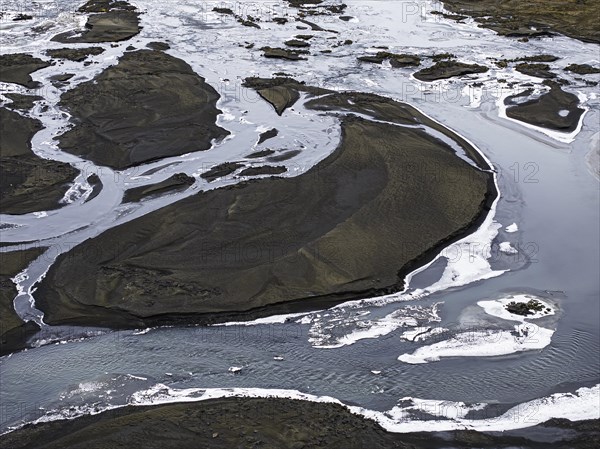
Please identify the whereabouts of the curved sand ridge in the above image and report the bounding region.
[34,68,496,328]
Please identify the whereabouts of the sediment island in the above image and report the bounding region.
[36,68,495,328]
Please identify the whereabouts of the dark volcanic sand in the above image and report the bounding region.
[413,61,488,82]
[0,53,51,88]
[441,0,599,43]
[0,248,45,356]
[3,93,43,111]
[51,1,141,44]
[262,47,310,61]
[200,162,245,182]
[505,82,585,132]
[515,63,556,79]
[123,173,195,203]
[564,64,600,75]
[239,165,287,177]
[35,87,494,328]
[1,398,597,449]
[243,77,329,115]
[46,47,105,62]
[246,149,276,158]
[84,174,103,202]
[0,108,78,215]
[56,49,229,170]
[257,128,279,144]
[358,52,421,67]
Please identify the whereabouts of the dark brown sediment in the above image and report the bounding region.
[51,0,141,43]
[0,248,46,356]
[3,93,43,111]
[0,398,597,449]
[238,165,287,177]
[413,61,488,82]
[35,86,496,329]
[440,0,600,43]
[0,108,78,215]
[45,47,105,62]
[0,53,51,88]
[55,49,229,170]
[505,82,585,132]
[123,174,195,203]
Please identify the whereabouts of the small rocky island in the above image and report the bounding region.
[505,298,552,316]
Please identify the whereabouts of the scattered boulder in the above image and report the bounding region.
[49,73,75,83]
[13,13,33,21]
[266,149,302,162]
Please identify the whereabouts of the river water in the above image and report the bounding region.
[0,0,598,434]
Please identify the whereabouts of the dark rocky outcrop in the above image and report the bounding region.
[285,39,311,48]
